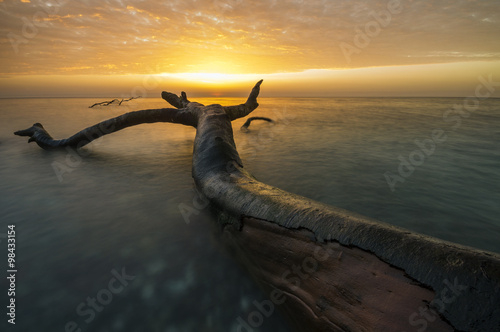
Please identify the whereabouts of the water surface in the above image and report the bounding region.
[1,96,499,331]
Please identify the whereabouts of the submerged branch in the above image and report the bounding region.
[240,117,274,130]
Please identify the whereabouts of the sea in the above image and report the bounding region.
[0,97,499,331]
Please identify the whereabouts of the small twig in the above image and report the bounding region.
[89,96,141,108]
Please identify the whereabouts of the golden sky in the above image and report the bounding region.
[0,0,499,97]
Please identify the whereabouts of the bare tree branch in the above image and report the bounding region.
[14,108,196,149]
[224,79,263,120]
[89,96,142,108]
[14,81,264,150]
[161,91,191,109]
[118,96,141,106]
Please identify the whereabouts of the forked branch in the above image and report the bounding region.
[89,96,142,108]
[14,80,263,150]
[161,91,191,109]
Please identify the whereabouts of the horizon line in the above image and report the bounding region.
[2,95,499,99]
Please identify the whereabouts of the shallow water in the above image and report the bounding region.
[233,97,500,253]
[0,96,499,331]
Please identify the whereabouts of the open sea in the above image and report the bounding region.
[0,97,499,331]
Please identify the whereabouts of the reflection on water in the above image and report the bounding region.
[0,96,499,331]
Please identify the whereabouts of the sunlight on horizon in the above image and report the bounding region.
[1,61,499,98]
[160,72,262,84]
[1,0,499,97]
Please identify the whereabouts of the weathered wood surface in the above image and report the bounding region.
[15,81,500,331]
[223,217,454,331]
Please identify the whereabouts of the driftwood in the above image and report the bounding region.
[89,96,141,108]
[14,81,500,331]
[240,116,274,130]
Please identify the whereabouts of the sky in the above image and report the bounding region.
[0,0,499,97]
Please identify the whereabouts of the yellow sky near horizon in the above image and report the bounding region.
[0,0,499,97]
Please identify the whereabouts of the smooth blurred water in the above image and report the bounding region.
[233,97,500,253]
[0,96,499,331]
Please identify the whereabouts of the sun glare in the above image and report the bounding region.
[160,72,262,84]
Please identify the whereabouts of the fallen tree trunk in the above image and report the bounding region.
[15,81,500,331]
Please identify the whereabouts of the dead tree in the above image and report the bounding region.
[14,81,500,331]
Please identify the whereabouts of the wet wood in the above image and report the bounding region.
[223,217,454,332]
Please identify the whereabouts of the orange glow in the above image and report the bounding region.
[1,61,499,98]
[0,1,499,97]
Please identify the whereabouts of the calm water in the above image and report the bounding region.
[0,97,499,331]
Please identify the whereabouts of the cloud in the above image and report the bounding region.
[0,0,499,76]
